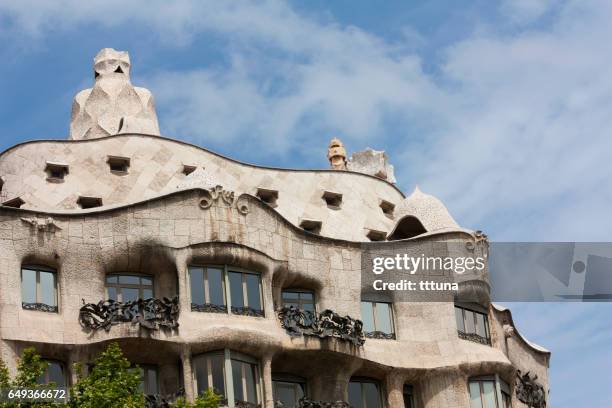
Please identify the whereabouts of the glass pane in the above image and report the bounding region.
[245,274,261,311]
[47,362,65,387]
[141,276,153,285]
[476,313,487,338]
[22,269,36,303]
[482,381,497,408]
[143,289,153,299]
[275,383,298,408]
[39,271,55,306]
[455,307,465,332]
[194,357,209,396]
[348,382,363,408]
[106,275,117,284]
[146,368,158,394]
[374,303,392,334]
[190,267,205,305]
[283,291,299,300]
[119,275,140,284]
[229,272,244,308]
[303,303,315,312]
[364,382,380,408]
[299,292,314,302]
[107,287,117,301]
[122,288,139,302]
[465,310,476,334]
[210,354,225,396]
[208,268,225,306]
[231,360,244,402]
[502,393,511,408]
[244,362,257,403]
[469,382,482,408]
[360,302,375,332]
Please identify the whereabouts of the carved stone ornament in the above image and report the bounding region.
[191,302,228,314]
[277,306,365,346]
[466,230,489,251]
[79,296,179,332]
[515,370,547,408]
[198,185,249,215]
[144,388,185,408]
[296,397,350,408]
[20,217,61,232]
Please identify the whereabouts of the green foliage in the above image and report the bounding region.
[0,359,9,389]
[68,342,144,408]
[13,348,48,388]
[173,388,221,408]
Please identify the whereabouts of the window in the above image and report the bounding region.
[387,216,427,240]
[189,266,227,312]
[469,377,510,408]
[299,219,322,235]
[322,191,342,209]
[360,301,395,338]
[366,229,386,242]
[403,384,415,408]
[455,305,490,345]
[22,266,57,312]
[37,360,66,387]
[229,270,263,315]
[379,200,395,219]
[273,375,306,408]
[106,274,154,302]
[500,379,511,408]
[189,266,263,317]
[348,379,382,408]
[107,156,130,174]
[3,197,24,208]
[183,165,197,175]
[45,162,69,182]
[136,365,159,395]
[77,196,103,209]
[256,188,279,207]
[281,290,315,312]
[194,350,260,407]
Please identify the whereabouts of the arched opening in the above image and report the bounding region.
[387,216,427,240]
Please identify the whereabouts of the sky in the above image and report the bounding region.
[0,0,611,406]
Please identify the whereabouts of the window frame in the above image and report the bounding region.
[455,304,491,345]
[134,364,160,396]
[281,289,316,312]
[468,375,511,408]
[21,265,58,312]
[403,384,415,408]
[272,374,307,408]
[193,349,262,408]
[106,273,154,302]
[189,265,264,317]
[348,377,383,408]
[360,300,395,338]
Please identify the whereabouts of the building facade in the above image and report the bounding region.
[0,49,549,408]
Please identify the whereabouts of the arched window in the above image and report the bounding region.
[21,265,58,312]
[387,216,427,240]
[106,274,154,302]
[193,350,261,407]
[455,304,490,345]
[348,378,382,408]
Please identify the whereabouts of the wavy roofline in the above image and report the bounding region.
[492,303,551,356]
[0,132,406,197]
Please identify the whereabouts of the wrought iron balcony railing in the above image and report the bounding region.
[277,306,365,346]
[274,397,350,408]
[79,296,179,332]
[144,389,185,408]
[22,302,58,313]
[457,330,490,345]
[364,330,396,340]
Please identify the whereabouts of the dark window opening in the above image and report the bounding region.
[379,200,395,219]
[299,219,322,235]
[183,165,198,176]
[348,378,382,408]
[45,162,69,182]
[37,360,66,387]
[322,191,343,209]
[114,66,124,74]
[273,375,306,408]
[387,216,427,240]
[94,71,100,79]
[0,177,4,192]
[107,156,130,174]
[3,197,24,208]
[118,117,124,132]
[403,385,415,408]
[366,229,386,242]
[256,188,279,207]
[77,196,103,209]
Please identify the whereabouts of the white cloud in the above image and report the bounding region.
[1,0,612,241]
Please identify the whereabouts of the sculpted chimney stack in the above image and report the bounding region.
[327,138,347,170]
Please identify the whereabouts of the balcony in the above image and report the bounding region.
[277,306,365,346]
[457,330,490,346]
[79,296,180,332]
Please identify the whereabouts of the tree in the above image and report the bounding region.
[69,342,144,408]
[173,389,221,408]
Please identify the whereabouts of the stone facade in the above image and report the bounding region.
[0,49,549,408]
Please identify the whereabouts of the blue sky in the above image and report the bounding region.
[0,0,611,406]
